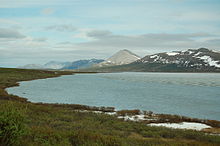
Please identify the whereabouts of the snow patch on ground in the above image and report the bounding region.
[149,122,211,130]
[118,115,147,122]
[75,110,214,131]
[197,55,220,68]
[117,114,157,122]
[105,112,117,115]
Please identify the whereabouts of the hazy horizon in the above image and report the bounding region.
[0,0,220,67]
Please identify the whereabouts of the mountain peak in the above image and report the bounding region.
[112,49,140,59]
[97,49,140,66]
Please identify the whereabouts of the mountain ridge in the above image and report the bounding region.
[86,48,220,72]
[19,59,104,70]
[18,48,220,72]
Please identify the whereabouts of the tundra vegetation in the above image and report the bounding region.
[0,68,220,145]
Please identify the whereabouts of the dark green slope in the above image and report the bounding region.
[83,62,220,72]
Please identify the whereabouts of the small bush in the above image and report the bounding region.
[117,110,141,116]
[0,102,27,146]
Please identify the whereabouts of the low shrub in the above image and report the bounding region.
[0,102,27,146]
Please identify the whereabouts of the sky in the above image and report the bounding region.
[0,0,220,67]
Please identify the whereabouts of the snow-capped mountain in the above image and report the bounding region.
[89,48,220,72]
[137,48,220,69]
[97,49,140,67]
[62,59,104,69]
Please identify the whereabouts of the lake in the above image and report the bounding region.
[6,72,220,121]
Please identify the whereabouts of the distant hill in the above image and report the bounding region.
[87,48,220,72]
[18,64,45,69]
[19,61,71,70]
[19,59,104,70]
[96,49,140,67]
[62,59,104,69]
[44,61,71,69]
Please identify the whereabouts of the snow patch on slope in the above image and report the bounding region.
[187,51,194,55]
[197,55,220,68]
[150,55,158,58]
[193,52,201,57]
[166,52,179,56]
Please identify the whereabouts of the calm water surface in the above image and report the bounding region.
[7,72,220,120]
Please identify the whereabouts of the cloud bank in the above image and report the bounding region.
[0,28,25,39]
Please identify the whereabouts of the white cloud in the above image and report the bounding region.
[0,19,20,25]
[72,28,96,41]
[77,31,219,52]
[0,0,80,8]
[45,24,77,32]
[41,8,55,15]
[176,11,220,22]
[86,30,112,38]
[56,30,220,57]
[32,37,47,42]
[0,27,219,64]
[73,29,112,41]
[1,30,220,67]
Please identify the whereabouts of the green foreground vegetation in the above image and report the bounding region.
[0,68,220,146]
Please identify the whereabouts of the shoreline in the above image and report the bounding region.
[3,70,220,134]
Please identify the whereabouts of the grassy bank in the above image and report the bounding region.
[0,68,220,146]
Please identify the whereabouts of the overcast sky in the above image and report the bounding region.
[0,0,220,67]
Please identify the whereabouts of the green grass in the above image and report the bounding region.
[0,68,220,146]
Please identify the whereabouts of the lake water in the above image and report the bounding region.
[7,72,220,121]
